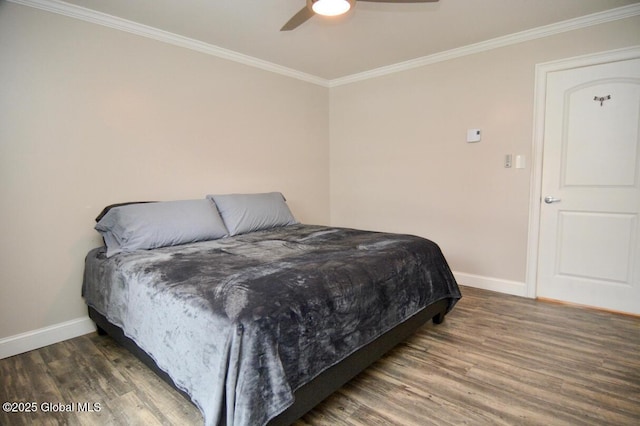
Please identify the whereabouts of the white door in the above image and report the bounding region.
[537,58,640,315]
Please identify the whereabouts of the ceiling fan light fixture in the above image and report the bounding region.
[312,0,351,17]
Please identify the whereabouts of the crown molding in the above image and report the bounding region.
[9,0,640,88]
[329,3,640,87]
[8,0,331,87]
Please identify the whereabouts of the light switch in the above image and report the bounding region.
[515,155,526,169]
[504,154,512,168]
[466,129,481,143]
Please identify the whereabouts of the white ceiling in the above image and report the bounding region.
[23,0,640,80]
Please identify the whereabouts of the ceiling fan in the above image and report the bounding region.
[281,0,439,31]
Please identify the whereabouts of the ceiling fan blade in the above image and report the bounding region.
[359,0,439,3]
[280,0,432,32]
[280,6,316,31]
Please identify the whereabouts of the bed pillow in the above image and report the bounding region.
[208,192,298,236]
[95,199,229,257]
[94,201,156,222]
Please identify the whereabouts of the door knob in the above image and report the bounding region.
[544,196,562,204]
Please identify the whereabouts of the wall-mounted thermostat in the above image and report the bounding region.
[467,129,481,143]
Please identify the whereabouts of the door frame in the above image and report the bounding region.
[525,45,640,299]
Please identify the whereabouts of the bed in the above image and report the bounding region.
[82,193,461,426]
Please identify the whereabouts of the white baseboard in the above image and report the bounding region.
[0,317,96,360]
[454,271,528,297]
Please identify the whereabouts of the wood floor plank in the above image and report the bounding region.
[104,391,165,426]
[1,285,638,425]
[112,344,203,425]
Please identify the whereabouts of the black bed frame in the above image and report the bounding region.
[89,298,449,425]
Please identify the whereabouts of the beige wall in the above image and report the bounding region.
[0,3,329,339]
[1,1,638,344]
[330,16,640,284]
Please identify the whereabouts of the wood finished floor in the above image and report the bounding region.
[1,286,638,425]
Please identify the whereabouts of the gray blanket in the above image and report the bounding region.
[82,224,460,425]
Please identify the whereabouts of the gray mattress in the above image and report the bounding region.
[82,224,461,426]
